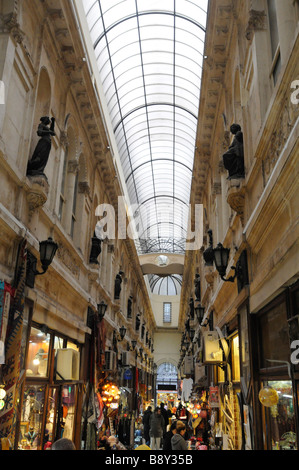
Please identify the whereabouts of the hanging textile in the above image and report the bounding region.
[96,319,106,367]
[181,378,193,402]
[0,239,27,440]
[135,368,139,394]
[96,392,104,429]
[0,282,14,364]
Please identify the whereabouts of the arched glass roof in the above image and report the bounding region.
[83,0,208,253]
[148,274,182,295]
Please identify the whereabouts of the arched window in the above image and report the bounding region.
[58,125,78,235]
[156,363,178,389]
[72,154,90,251]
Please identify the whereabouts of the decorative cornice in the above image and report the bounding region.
[245,9,267,41]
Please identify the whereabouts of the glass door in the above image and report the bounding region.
[18,384,46,450]
[55,384,78,442]
[43,386,59,449]
[264,380,297,450]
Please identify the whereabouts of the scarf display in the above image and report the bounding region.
[0,239,27,440]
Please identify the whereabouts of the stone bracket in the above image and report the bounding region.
[26,174,49,218]
[226,179,246,223]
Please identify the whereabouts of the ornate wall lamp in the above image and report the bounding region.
[213,244,249,289]
[127,339,137,351]
[203,230,248,289]
[26,237,58,288]
[201,311,213,329]
[97,300,108,321]
[113,325,127,343]
[181,335,190,351]
[213,243,238,282]
[189,297,194,319]
[195,303,205,324]
[194,301,213,329]
[135,347,144,362]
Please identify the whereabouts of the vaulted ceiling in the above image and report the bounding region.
[83,0,208,256]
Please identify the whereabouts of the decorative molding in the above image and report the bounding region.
[78,181,90,195]
[56,241,80,278]
[26,175,49,218]
[60,130,69,147]
[226,179,246,224]
[212,182,222,195]
[0,0,23,43]
[68,159,79,174]
[245,9,267,41]
[262,96,299,184]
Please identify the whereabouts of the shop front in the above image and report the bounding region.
[196,318,243,450]
[15,319,83,450]
[252,283,299,450]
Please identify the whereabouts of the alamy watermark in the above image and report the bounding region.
[291,341,299,365]
[94,196,203,251]
[0,81,4,105]
[290,79,299,105]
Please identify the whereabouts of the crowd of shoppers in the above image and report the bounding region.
[48,404,190,451]
[141,403,189,451]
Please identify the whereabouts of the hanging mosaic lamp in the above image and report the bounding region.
[258,386,279,407]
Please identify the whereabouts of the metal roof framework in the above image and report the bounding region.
[83,0,208,254]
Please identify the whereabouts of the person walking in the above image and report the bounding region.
[171,421,188,450]
[159,402,169,436]
[162,421,177,450]
[142,406,152,446]
[149,407,165,450]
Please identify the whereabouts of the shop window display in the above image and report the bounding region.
[26,327,50,377]
[18,323,81,449]
[44,387,58,449]
[57,385,77,441]
[18,385,45,450]
[265,380,297,450]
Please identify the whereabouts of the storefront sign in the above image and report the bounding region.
[124,368,132,380]
[209,386,221,408]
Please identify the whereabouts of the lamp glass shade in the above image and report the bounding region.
[39,237,58,268]
[213,243,230,277]
[131,340,137,349]
[119,325,126,339]
[98,301,108,319]
[195,305,205,323]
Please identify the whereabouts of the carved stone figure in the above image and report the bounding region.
[135,313,141,331]
[127,295,133,319]
[194,274,201,301]
[114,272,123,299]
[89,232,102,264]
[27,116,56,176]
[222,123,245,179]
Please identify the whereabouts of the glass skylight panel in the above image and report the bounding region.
[137,0,174,12]
[83,0,208,254]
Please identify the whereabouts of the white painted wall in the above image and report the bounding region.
[154,330,181,368]
[149,293,180,328]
